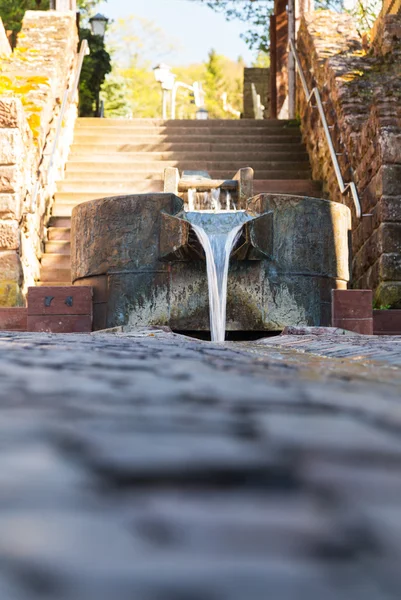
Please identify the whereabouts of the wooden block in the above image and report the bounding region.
[27,315,92,333]
[332,318,373,335]
[28,286,92,316]
[373,310,401,335]
[332,290,372,321]
[0,307,27,331]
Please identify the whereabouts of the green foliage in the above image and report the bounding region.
[79,27,111,117]
[203,49,242,118]
[204,49,226,117]
[197,0,382,50]
[346,0,382,34]
[252,51,270,68]
[0,0,50,46]
[101,15,243,120]
[100,73,131,118]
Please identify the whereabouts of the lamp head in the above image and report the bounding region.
[89,13,109,38]
[196,108,209,120]
[153,63,172,84]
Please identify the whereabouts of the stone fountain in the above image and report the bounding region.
[71,167,351,336]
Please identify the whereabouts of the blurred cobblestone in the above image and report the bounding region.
[0,329,401,599]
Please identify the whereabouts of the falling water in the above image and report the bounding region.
[186,211,251,342]
[211,188,221,211]
[185,188,234,212]
[225,191,231,211]
[188,188,196,211]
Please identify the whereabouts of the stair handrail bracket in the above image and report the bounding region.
[31,39,89,213]
[288,39,362,220]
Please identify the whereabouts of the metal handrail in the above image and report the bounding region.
[288,39,362,219]
[30,39,89,212]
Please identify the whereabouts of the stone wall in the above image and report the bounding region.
[0,17,11,56]
[296,10,401,307]
[0,11,78,305]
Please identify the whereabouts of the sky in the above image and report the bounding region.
[96,0,256,66]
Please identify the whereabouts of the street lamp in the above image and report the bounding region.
[153,64,176,119]
[196,108,209,120]
[89,13,108,38]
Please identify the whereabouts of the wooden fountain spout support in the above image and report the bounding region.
[163,167,254,210]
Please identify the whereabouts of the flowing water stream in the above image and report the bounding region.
[185,210,251,342]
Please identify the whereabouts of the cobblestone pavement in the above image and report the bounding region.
[1,329,401,600]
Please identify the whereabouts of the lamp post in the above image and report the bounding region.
[153,64,205,120]
[153,64,176,120]
[89,13,109,117]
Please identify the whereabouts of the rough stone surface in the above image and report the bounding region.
[0,251,23,306]
[0,194,21,220]
[0,220,19,250]
[0,328,401,599]
[0,12,78,304]
[297,11,401,307]
[72,193,351,331]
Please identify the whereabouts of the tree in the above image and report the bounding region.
[198,0,382,49]
[101,15,244,120]
[101,73,131,118]
[203,49,243,118]
[79,27,111,116]
[102,15,178,119]
[0,0,50,46]
[0,0,102,45]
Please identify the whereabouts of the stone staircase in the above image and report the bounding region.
[40,118,322,285]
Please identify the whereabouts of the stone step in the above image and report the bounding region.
[37,281,72,290]
[65,162,310,180]
[37,281,72,287]
[65,160,312,172]
[39,267,72,283]
[252,180,323,196]
[41,253,70,269]
[64,161,312,176]
[55,181,164,202]
[73,128,302,140]
[44,240,71,254]
[214,170,312,180]
[48,216,72,228]
[65,150,309,167]
[52,179,317,216]
[47,227,71,241]
[57,171,312,195]
[76,118,298,128]
[69,136,303,152]
[68,142,307,156]
[60,173,163,186]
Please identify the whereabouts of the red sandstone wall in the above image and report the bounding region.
[296,11,401,307]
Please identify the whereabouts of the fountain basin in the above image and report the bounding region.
[71,192,351,333]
